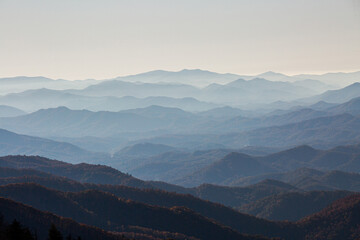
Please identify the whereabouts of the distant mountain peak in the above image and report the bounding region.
[249,77,271,82]
[179,68,209,73]
[35,106,75,113]
[262,71,279,75]
[258,71,288,77]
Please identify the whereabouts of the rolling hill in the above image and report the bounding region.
[304,82,360,104]
[200,77,318,106]
[328,96,360,115]
[239,191,352,221]
[115,143,177,158]
[294,71,360,87]
[0,128,108,164]
[0,105,26,117]
[175,152,276,186]
[177,144,360,187]
[224,113,360,149]
[128,111,360,150]
[232,167,360,192]
[114,148,233,181]
[0,155,153,188]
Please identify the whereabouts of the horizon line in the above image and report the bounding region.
[0,68,360,81]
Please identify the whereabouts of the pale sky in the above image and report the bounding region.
[0,0,359,80]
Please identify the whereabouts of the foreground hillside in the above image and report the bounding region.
[1,154,359,211]
[0,165,291,239]
[1,174,359,240]
[298,194,360,240]
[0,155,360,239]
[0,184,264,240]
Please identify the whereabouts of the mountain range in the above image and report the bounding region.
[2,91,360,148]
[1,69,345,113]
[2,69,360,239]
[4,103,360,185]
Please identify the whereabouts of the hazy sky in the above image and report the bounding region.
[0,0,359,79]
